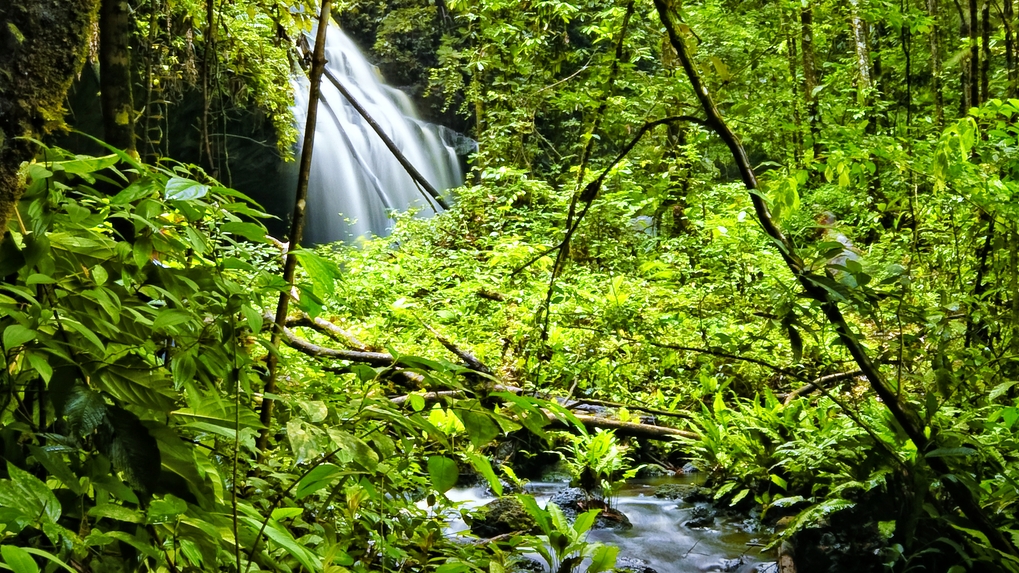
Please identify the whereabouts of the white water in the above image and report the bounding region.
[445,480,773,573]
[292,24,464,244]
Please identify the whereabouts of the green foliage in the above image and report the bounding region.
[557,430,636,503]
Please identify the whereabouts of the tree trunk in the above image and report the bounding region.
[981,0,991,102]
[787,25,803,163]
[970,0,981,107]
[849,0,873,101]
[900,1,913,133]
[929,0,944,126]
[100,0,137,156]
[1006,0,1016,97]
[0,0,100,235]
[800,1,821,159]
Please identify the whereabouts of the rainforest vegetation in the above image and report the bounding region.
[2,0,1019,571]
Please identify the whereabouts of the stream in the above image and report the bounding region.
[445,476,776,573]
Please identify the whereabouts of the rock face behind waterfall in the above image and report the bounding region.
[291,24,464,244]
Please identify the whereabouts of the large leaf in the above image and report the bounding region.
[458,409,500,448]
[1,546,39,573]
[28,445,82,495]
[587,545,619,573]
[95,366,177,412]
[3,325,36,350]
[63,385,107,437]
[467,452,502,496]
[0,462,61,524]
[238,516,321,572]
[98,406,161,493]
[427,456,459,494]
[164,177,209,201]
[295,463,345,500]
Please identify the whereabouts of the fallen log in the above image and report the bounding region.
[547,411,699,441]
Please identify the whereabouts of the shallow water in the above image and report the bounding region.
[446,476,774,573]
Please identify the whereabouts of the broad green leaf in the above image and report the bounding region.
[573,509,600,535]
[19,549,74,573]
[28,445,81,495]
[64,385,108,437]
[24,351,53,383]
[587,544,618,573]
[1,546,39,573]
[467,452,502,497]
[294,250,340,297]
[238,516,321,572]
[103,406,162,493]
[164,177,209,201]
[241,304,263,335]
[925,447,976,458]
[427,456,458,494]
[0,462,61,523]
[295,463,345,500]
[3,325,36,350]
[88,504,145,523]
[221,222,270,243]
[458,409,500,448]
[271,507,304,521]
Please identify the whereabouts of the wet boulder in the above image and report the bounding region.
[614,557,658,573]
[470,497,537,538]
[683,504,715,528]
[653,483,712,503]
[547,488,633,531]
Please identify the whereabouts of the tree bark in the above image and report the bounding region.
[928,0,944,126]
[652,0,1018,557]
[0,0,100,234]
[99,0,137,156]
[981,0,991,102]
[849,0,873,102]
[1006,0,1016,97]
[970,0,981,107]
[800,2,821,159]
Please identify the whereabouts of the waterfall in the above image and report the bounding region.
[291,24,464,244]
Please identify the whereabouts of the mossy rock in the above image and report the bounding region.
[653,483,712,503]
[470,497,537,538]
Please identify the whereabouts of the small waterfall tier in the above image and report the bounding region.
[292,24,464,244]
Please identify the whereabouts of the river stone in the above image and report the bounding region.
[539,459,574,483]
[547,487,633,530]
[653,483,712,502]
[470,497,536,538]
[681,462,699,473]
[684,504,715,528]
[614,557,658,573]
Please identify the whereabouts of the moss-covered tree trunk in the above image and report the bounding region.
[100,0,137,156]
[0,0,100,234]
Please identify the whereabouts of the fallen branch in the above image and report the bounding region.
[419,321,493,374]
[547,411,699,441]
[274,320,425,385]
[782,371,864,406]
[287,312,370,351]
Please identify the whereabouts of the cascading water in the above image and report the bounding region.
[291,23,465,244]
